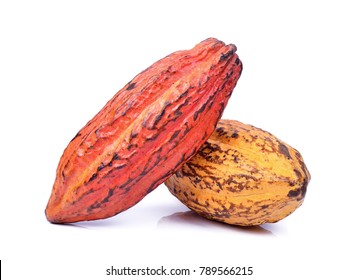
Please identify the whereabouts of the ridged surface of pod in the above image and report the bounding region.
[165,120,310,226]
[46,38,242,223]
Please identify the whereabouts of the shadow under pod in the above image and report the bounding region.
[158,210,275,236]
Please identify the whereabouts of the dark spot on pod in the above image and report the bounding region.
[126,82,136,90]
[169,129,181,142]
[224,176,239,187]
[97,163,105,172]
[227,69,235,79]
[193,101,208,121]
[127,143,137,150]
[233,156,239,163]
[278,142,292,160]
[153,101,170,127]
[112,152,120,161]
[88,173,98,182]
[120,100,134,117]
[123,186,132,194]
[62,171,66,179]
[183,122,190,135]
[191,197,200,206]
[231,132,238,138]
[104,152,120,169]
[87,202,101,212]
[174,97,191,118]
[153,109,165,126]
[295,152,302,160]
[174,110,182,117]
[82,188,94,196]
[294,169,302,180]
[146,132,159,142]
[118,177,134,189]
[219,49,235,62]
[287,188,301,198]
[216,126,225,136]
[218,101,225,113]
[230,43,237,52]
[115,164,127,170]
[300,180,308,199]
[235,57,240,65]
[179,89,189,99]
[130,130,138,140]
[237,173,258,182]
[101,188,115,204]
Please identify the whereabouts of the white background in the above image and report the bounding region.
[1,0,356,279]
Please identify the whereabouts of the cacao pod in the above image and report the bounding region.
[45,38,243,223]
[165,120,310,226]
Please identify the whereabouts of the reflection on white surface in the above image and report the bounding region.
[158,210,274,236]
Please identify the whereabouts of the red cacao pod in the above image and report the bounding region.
[45,38,242,223]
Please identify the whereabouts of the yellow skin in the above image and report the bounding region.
[165,120,311,226]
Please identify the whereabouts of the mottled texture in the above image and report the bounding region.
[45,38,242,223]
[165,120,310,226]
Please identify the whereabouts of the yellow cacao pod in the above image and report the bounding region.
[165,120,310,226]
